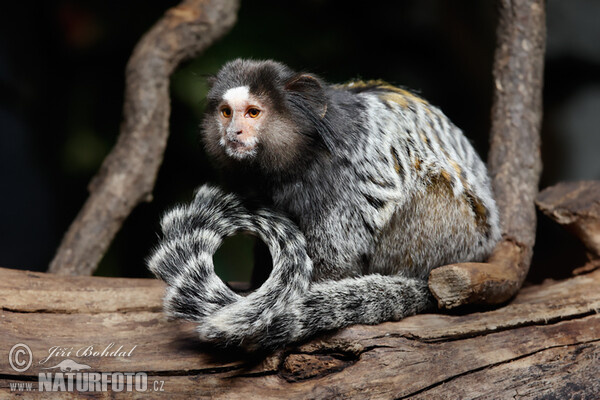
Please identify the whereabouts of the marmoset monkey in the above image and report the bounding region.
[148,59,501,351]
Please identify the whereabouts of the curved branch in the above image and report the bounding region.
[429,0,546,308]
[49,0,240,275]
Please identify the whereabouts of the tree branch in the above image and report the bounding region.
[429,0,546,308]
[537,181,600,274]
[2,266,598,398]
[48,0,240,275]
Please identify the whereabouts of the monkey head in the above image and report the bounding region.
[202,59,331,174]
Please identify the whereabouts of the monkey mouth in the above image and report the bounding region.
[222,137,258,159]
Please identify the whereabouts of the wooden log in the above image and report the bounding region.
[48,0,240,276]
[1,267,598,398]
[429,240,524,308]
[536,181,600,258]
[429,0,546,308]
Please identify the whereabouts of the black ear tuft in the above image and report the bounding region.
[285,74,327,119]
[285,74,323,93]
[284,73,334,153]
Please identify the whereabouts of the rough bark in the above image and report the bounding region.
[536,181,600,258]
[48,0,240,276]
[429,0,546,308]
[1,267,598,399]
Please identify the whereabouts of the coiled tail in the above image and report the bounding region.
[148,185,433,352]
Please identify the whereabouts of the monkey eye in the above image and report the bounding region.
[247,108,261,118]
[221,107,232,118]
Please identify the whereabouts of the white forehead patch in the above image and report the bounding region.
[223,86,250,104]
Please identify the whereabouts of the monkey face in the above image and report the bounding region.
[216,86,266,160]
[202,59,330,173]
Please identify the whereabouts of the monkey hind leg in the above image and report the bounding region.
[370,174,499,280]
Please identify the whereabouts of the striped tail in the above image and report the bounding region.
[148,185,433,352]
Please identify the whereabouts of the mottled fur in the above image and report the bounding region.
[148,59,501,351]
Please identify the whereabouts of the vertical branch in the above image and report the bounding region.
[429,0,546,308]
[488,0,545,262]
[49,0,240,275]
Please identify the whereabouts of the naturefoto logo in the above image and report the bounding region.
[8,343,165,393]
[41,359,91,372]
[37,370,149,393]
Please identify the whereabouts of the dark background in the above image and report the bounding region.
[1,0,599,282]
